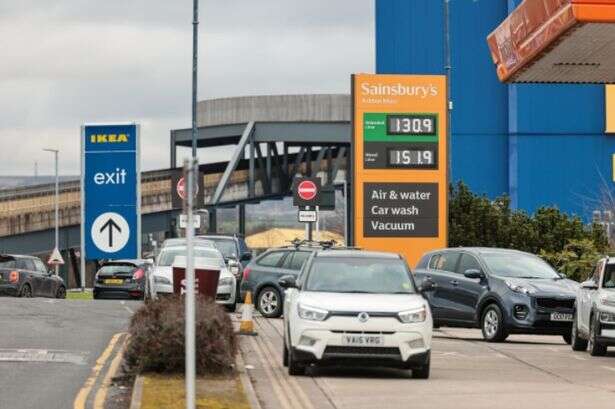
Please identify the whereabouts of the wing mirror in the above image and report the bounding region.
[464,269,485,279]
[581,280,598,290]
[419,279,437,293]
[240,252,253,262]
[278,275,297,289]
[227,259,240,277]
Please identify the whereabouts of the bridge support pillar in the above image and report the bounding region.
[208,209,217,233]
[238,204,246,236]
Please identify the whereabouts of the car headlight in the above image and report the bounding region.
[600,311,615,323]
[505,281,535,295]
[297,304,328,321]
[600,295,615,307]
[218,277,233,286]
[398,306,427,323]
[154,275,171,285]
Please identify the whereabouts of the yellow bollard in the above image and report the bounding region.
[239,292,257,336]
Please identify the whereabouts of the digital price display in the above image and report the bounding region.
[386,115,437,136]
[388,148,436,167]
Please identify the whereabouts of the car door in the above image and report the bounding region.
[579,261,603,333]
[280,251,311,277]
[32,258,55,297]
[254,250,291,290]
[454,253,486,323]
[19,258,43,296]
[426,251,462,322]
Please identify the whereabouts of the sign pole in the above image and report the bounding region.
[184,160,196,409]
[304,206,310,241]
[80,126,86,292]
[315,205,320,242]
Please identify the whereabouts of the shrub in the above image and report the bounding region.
[540,239,602,282]
[124,296,237,375]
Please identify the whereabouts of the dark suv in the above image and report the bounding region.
[414,248,579,343]
[241,241,334,318]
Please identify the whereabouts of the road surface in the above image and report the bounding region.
[0,297,136,409]
[241,316,615,409]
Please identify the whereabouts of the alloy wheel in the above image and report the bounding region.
[259,290,279,315]
[484,310,498,339]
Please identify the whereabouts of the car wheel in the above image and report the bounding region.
[481,304,508,342]
[20,284,33,298]
[287,347,305,376]
[411,351,431,379]
[55,286,66,299]
[588,314,607,356]
[562,333,572,345]
[571,313,588,351]
[257,286,282,318]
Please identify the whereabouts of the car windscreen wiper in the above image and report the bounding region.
[337,290,373,294]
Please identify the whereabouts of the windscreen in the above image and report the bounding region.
[304,256,415,294]
[482,252,560,279]
[208,239,237,259]
[157,247,224,267]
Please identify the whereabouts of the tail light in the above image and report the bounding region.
[242,267,251,281]
[9,271,19,284]
[132,268,144,280]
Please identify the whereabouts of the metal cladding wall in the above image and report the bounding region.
[376,0,613,221]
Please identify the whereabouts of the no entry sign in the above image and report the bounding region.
[171,170,204,209]
[298,180,317,201]
[293,177,322,207]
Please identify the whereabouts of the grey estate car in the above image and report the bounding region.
[414,248,579,343]
[240,241,332,318]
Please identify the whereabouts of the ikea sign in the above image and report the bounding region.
[81,123,140,261]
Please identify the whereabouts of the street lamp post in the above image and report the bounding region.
[43,148,60,275]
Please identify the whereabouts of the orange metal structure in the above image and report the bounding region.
[488,0,615,83]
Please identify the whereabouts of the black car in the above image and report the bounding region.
[414,248,579,343]
[0,254,66,298]
[93,259,153,300]
[198,234,252,293]
[240,241,330,318]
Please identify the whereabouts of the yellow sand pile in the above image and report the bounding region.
[246,228,344,249]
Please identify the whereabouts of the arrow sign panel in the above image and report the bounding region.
[91,212,130,253]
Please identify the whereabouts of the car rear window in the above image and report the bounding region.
[98,264,136,275]
[0,257,16,269]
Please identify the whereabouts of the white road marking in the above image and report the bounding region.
[0,349,87,365]
[601,366,615,372]
[572,355,586,361]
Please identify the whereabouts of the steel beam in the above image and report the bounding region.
[211,122,255,205]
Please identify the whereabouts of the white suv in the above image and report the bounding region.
[281,249,434,378]
[571,257,615,355]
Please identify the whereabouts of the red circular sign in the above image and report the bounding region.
[176,177,186,199]
[297,180,317,201]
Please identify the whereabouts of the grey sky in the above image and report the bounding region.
[0,0,374,176]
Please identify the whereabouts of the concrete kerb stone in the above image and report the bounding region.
[129,376,144,409]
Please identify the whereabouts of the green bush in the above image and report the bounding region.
[449,182,608,278]
[124,296,237,375]
[540,239,602,282]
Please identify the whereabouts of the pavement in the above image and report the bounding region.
[0,297,138,409]
[240,316,615,409]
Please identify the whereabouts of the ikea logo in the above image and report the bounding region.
[90,134,129,144]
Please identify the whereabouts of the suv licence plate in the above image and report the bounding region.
[104,279,124,285]
[550,312,573,322]
[341,335,384,346]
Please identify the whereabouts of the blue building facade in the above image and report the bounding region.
[376,0,614,221]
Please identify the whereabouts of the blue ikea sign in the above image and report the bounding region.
[82,124,140,260]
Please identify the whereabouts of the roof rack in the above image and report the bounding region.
[285,238,362,251]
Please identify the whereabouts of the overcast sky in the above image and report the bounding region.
[0,0,374,176]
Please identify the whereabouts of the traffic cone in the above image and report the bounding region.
[239,292,257,336]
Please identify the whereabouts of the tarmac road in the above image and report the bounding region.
[0,297,136,409]
[241,316,615,409]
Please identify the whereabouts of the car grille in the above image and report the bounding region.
[535,297,574,310]
[324,346,400,356]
